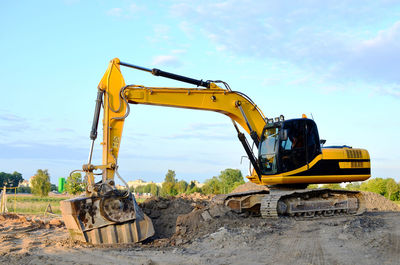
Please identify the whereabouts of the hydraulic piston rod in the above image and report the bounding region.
[119,61,211,88]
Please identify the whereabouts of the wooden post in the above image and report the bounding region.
[0,187,7,213]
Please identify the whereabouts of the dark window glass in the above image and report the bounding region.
[279,120,307,172]
[306,120,321,163]
[259,128,279,174]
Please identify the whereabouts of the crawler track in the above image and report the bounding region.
[260,189,366,219]
[221,189,366,220]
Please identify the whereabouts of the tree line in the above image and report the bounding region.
[308,177,400,201]
[132,168,245,196]
[3,169,400,202]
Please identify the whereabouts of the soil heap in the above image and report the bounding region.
[362,191,400,211]
[231,181,269,193]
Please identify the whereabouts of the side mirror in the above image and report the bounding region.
[280,129,288,141]
[320,139,326,145]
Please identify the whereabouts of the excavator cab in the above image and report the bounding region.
[259,118,321,175]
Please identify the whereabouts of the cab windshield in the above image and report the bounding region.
[259,128,279,174]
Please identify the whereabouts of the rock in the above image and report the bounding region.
[201,210,213,221]
[49,219,63,227]
[158,201,170,209]
[338,233,348,240]
[18,216,27,223]
[208,205,230,218]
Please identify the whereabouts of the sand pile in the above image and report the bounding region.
[231,182,269,193]
[0,213,64,233]
[362,191,400,212]
[175,192,213,201]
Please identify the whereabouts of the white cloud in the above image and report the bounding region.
[128,3,140,13]
[170,1,400,97]
[336,21,400,84]
[171,49,186,55]
[63,0,80,5]
[152,55,182,67]
[106,4,143,18]
[106,7,123,17]
[374,84,400,99]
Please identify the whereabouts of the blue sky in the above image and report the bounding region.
[1,0,399,184]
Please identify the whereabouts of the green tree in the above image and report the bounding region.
[321,183,342,190]
[219,169,244,193]
[187,181,196,191]
[161,182,177,196]
[186,185,202,194]
[161,170,178,196]
[50,184,58,192]
[165,170,177,184]
[360,178,386,195]
[149,183,159,196]
[186,181,202,194]
[0,171,23,188]
[385,178,399,200]
[176,180,188,194]
[31,169,51,197]
[135,185,145,194]
[65,173,84,195]
[307,184,319,189]
[202,176,222,195]
[345,182,361,191]
[17,186,31,193]
[202,169,245,195]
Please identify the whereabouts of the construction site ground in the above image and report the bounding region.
[0,190,399,265]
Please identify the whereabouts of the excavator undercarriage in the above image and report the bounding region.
[217,188,366,219]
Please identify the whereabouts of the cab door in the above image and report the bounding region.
[279,119,307,172]
[305,119,321,164]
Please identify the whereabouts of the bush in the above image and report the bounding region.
[17,186,31,193]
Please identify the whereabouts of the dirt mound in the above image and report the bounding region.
[140,196,209,240]
[175,192,213,201]
[362,191,400,212]
[140,195,243,246]
[0,213,64,232]
[231,182,269,193]
[174,203,239,244]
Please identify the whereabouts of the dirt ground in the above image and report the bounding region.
[1,191,399,265]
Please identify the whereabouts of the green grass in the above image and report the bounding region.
[3,194,146,215]
[5,194,71,215]
[393,201,400,205]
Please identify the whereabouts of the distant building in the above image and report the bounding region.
[127,179,163,189]
[22,177,36,188]
[191,180,204,188]
[127,179,203,189]
[18,179,30,188]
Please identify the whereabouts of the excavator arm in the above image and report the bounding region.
[95,58,267,183]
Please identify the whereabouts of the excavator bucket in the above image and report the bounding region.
[61,191,154,244]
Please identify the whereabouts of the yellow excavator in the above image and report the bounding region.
[61,58,371,244]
